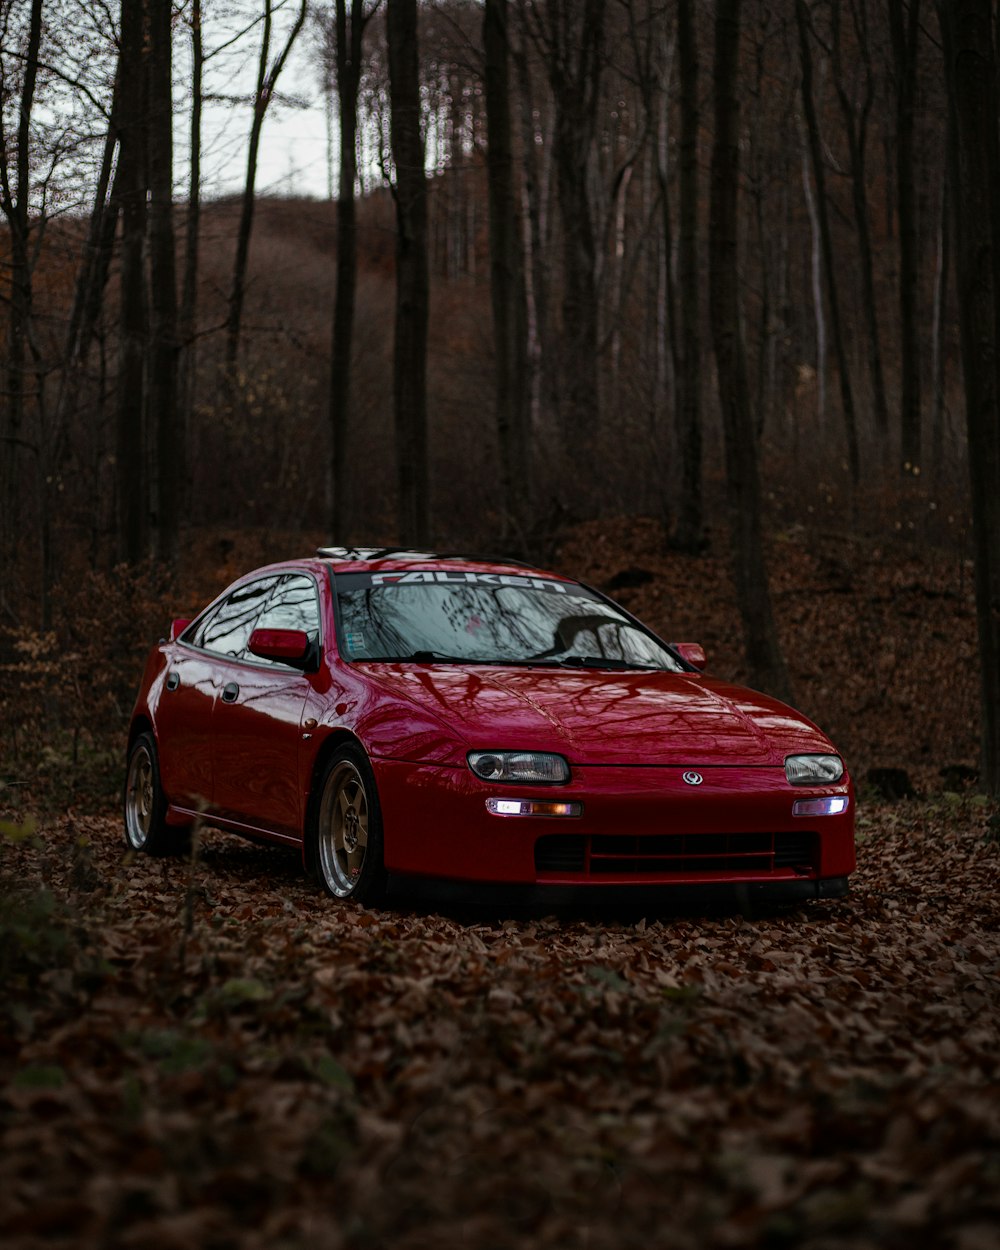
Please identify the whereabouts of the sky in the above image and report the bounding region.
[183,5,335,203]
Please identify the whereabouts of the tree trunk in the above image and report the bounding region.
[607,164,631,406]
[513,27,550,433]
[224,0,307,379]
[553,9,603,443]
[799,126,826,428]
[328,0,367,541]
[795,0,860,485]
[71,134,124,568]
[116,0,148,564]
[484,0,529,542]
[0,0,42,587]
[225,2,272,383]
[672,0,702,552]
[930,166,949,475]
[79,143,124,382]
[447,70,466,281]
[709,0,792,704]
[891,0,923,473]
[656,43,677,385]
[55,79,119,438]
[387,0,430,544]
[178,0,203,520]
[653,80,675,424]
[831,0,890,444]
[148,0,180,566]
[938,0,1000,795]
[524,0,606,443]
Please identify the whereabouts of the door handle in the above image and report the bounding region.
[165,671,180,692]
[221,681,239,703]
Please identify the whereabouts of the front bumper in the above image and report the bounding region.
[374,759,856,887]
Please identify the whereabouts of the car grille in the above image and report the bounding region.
[534,831,818,877]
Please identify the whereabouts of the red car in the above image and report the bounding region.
[124,548,855,905]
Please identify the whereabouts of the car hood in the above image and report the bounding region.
[357,665,836,766]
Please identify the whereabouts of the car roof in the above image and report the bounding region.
[313,546,570,581]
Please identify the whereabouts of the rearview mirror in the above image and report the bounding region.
[671,642,707,670]
[248,627,310,665]
[171,618,192,641]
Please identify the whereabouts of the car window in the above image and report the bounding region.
[196,576,279,659]
[335,573,684,670]
[253,574,321,662]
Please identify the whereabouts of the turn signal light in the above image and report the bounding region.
[792,796,849,817]
[486,798,583,818]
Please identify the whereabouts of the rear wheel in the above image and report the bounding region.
[123,732,190,857]
[311,744,386,904]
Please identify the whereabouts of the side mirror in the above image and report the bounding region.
[248,627,310,665]
[671,641,707,671]
[171,618,192,641]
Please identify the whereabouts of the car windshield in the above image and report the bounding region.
[334,571,685,670]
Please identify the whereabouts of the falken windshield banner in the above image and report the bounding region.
[334,570,576,595]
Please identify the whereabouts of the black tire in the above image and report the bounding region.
[309,743,386,905]
[123,732,191,857]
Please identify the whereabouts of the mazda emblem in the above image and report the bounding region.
[682,771,703,786]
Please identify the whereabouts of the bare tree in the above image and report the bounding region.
[512,15,555,432]
[148,0,180,565]
[673,0,702,551]
[709,0,791,703]
[522,0,606,441]
[0,0,43,586]
[798,113,826,428]
[55,76,119,437]
[831,0,889,445]
[623,0,681,532]
[796,0,860,485]
[938,0,1000,795]
[115,0,148,564]
[326,0,376,540]
[54,72,123,578]
[929,163,949,473]
[387,0,430,543]
[178,0,204,514]
[224,0,308,379]
[890,0,922,473]
[484,0,529,541]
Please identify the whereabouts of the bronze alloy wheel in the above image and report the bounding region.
[122,731,190,857]
[314,745,386,903]
[125,740,155,851]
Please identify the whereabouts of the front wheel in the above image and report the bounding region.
[123,732,190,857]
[311,744,386,905]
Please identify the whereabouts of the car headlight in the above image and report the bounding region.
[784,754,844,785]
[468,750,570,784]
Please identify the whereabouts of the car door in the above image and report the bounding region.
[210,572,323,839]
[157,575,279,815]
[154,644,218,811]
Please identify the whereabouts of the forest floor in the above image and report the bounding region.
[1,516,997,1247]
[1,800,998,1250]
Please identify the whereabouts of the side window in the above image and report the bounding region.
[198,576,279,659]
[254,574,321,663]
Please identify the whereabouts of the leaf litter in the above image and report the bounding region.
[0,795,997,1249]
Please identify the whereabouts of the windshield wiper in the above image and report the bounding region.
[365,652,662,671]
[401,652,579,666]
[381,650,478,663]
[376,651,533,665]
[543,655,662,671]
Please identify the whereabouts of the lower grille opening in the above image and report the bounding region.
[534,835,586,873]
[534,831,819,877]
[774,830,818,870]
